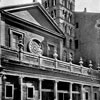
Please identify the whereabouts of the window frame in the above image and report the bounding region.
[5,83,14,99]
[47,42,57,58]
[9,28,24,50]
[27,86,35,99]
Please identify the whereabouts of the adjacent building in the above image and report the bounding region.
[0,2,100,100]
[74,9,100,68]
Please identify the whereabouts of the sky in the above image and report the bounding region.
[0,0,100,13]
[75,0,100,12]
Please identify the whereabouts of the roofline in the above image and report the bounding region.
[0,2,38,10]
[0,2,65,38]
[1,10,65,39]
[74,11,100,14]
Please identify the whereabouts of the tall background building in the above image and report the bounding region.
[42,0,75,62]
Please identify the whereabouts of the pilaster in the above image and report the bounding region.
[39,79,42,100]
[91,86,93,100]
[69,82,73,100]
[81,84,83,100]
[19,76,23,100]
[54,80,58,100]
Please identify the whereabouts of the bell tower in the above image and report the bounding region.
[42,0,75,62]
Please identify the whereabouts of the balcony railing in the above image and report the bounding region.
[1,46,98,76]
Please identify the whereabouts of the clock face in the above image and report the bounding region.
[29,39,40,55]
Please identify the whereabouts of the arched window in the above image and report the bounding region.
[51,0,56,6]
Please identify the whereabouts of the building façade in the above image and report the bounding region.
[0,2,100,100]
[74,9,100,68]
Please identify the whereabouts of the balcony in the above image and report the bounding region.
[1,46,98,77]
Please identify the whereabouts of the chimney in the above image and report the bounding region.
[84,8,87,12]
[33,0,36,2]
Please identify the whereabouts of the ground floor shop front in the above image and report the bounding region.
[0,70,100,100]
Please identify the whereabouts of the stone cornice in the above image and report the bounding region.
[2,57,100,85]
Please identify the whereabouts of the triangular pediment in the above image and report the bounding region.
[2,3,64,38]
[12,10,41,26]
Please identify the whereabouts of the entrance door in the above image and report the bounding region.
[42,92,54,100]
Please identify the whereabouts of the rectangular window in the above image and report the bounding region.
[12,32,22,49]
[27,86,35,99]
[10,29,24,50]
[48,44,55,58]
[51,11,54,18]
[54,9,56,18]
[75,40,78,49]
[94,93,97,100]
[85,92,88,100]
[76,23,79,28]
[5,84,14,99]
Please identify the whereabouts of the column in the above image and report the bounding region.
[19,76,23,100]
[39,79,42,100]
[91,86,93,100]
[54,80,58,100]
[81,84,83,100]
[69,82,72,100]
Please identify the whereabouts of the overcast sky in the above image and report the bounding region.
[75,0,100,12]
[0,0,100,13]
